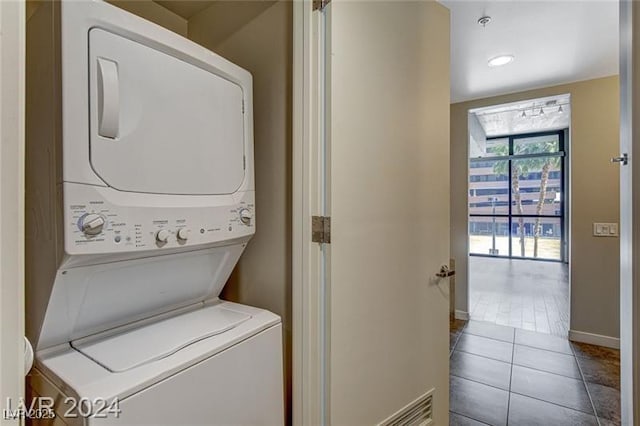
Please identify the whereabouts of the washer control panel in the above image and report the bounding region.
[64,184,255,255]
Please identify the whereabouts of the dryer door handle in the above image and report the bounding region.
[97,58,119,139]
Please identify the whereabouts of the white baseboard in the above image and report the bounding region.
[454,310,469,321]
[569,329,620,349]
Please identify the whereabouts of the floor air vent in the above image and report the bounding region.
[378,388,434,426]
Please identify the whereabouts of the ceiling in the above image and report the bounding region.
[441,1,619,103]
[471,94,571,136]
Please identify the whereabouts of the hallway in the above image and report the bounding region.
[449,320,620,425]
[469,257,569,337]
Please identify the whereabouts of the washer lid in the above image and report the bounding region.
[72,305,251,372]
[88,28,246,195]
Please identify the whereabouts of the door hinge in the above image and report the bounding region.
[243,155,246,170]
[312,215,331,244]
[313,0,331,11]
[242,99,245,114]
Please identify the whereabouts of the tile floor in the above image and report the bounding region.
[469,257,569,337]
[449,319,621,426]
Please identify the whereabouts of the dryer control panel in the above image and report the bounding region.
[63,183,255,255]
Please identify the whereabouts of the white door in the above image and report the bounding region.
[88,29,245,195]
[619,2,639,423]
[0,0,25,420]
[294,1,451,424]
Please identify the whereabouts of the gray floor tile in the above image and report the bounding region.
[587,382,621,424]
[576,356,620,390]
[515,328,573,354]
[449,411,489,425]
[513,344,581,379]
[464,321,515,343]
[455,334,513,363]
[508,393,599,425]
[511,365,593,414]
[450,351,512,390]
[468,257,569,336]
[450,376,509,426]
[451,333,460,352]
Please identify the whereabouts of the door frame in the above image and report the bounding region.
[619,2,639,423]
[292,1,326,424]
[0,0,26,420]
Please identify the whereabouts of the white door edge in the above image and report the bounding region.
[0,0,26,423]
[619,2,639,424]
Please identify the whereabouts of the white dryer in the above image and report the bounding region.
[25,1,283,424]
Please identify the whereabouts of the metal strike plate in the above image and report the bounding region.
[611,153,629,166]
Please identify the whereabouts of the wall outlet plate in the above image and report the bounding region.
[593,222,619,237]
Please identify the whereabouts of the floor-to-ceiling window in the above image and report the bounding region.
[469,130,566,261]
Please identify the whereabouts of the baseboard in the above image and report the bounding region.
[454,310,469,321]
[569,329,620,349]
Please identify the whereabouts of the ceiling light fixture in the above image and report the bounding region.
[539,107,545,115]
[488,55,514,67]
[521,110,526,118]
[558,105,564,113]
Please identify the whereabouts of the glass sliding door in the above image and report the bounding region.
[469,130,566,261]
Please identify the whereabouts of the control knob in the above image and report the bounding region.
[79,213,105,236]
[177,228,190,241]
[239,208,253,225]
[156,229,171,243]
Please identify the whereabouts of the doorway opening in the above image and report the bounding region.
[467,94,571,337]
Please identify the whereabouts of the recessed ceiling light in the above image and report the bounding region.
[488,55,515,67]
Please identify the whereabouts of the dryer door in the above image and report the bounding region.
[88,29,246,195]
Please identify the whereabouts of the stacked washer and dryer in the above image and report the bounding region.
[26,0,283,424]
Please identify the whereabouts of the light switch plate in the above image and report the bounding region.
[593,222,619,237]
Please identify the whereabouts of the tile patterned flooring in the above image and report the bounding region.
[449,319,621,426]
[469,257,569,337]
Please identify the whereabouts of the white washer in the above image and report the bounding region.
[32,300,283,425]
[25,1,283,424]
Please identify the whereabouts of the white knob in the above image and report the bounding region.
[177,228,190,241]
[80,213,105,235]
[239,209,253,225]
[156,229,171,243]
[24,336,34,376]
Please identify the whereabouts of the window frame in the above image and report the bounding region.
[469,129,566,262]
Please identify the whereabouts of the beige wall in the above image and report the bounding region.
[187,1,275,48]
[451,76,621,340]
[106,1,187,36]
[188,2,293,421]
